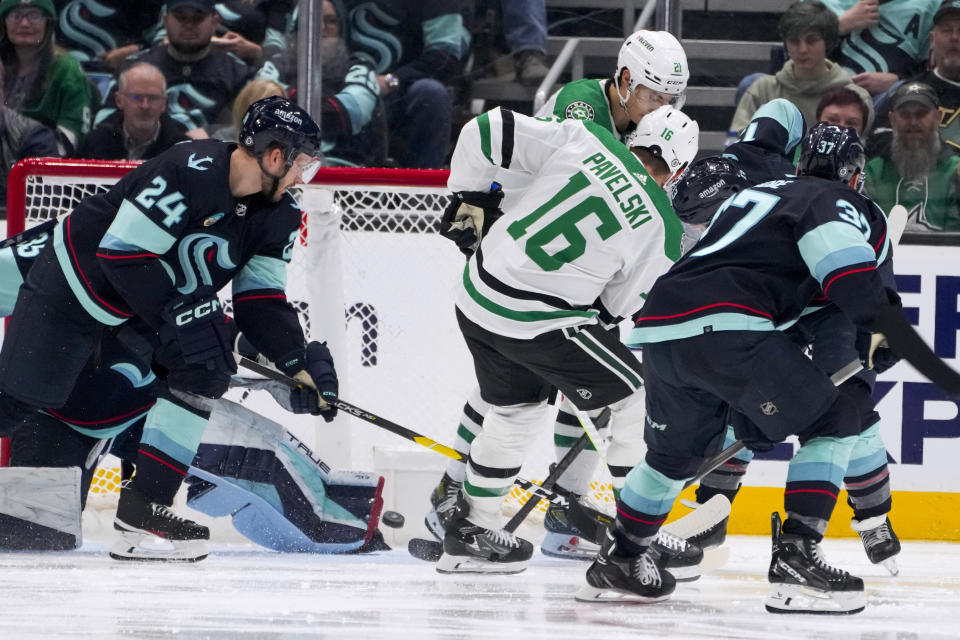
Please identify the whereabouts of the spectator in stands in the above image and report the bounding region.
[94,0,251,137]
[210,0,297,84]
[76,62,188,160]
[55,0,165,72]
[815,85,872,135]
[318,0,386,167]
[730,2,872,137]
[0,57,58,202]
[0,0,92,155]
[869,1,960,157]
[211,77,285,141]
[345,1,470,169]
[863,82,960,231]
[822,0,939,96]
[501,0,549,86]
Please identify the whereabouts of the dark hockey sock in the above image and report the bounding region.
[613,501,668,555]
[782,480,840,541]
[695,457,748,504]
[844,463,892,521]
[133,443,189,506]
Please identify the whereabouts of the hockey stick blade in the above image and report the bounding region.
[408,537,443,562]
[235,355,465,461]
[886,204,908,248]
[684,358,863,489]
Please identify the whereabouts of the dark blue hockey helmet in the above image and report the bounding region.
[670,155,749,225]
[240,96,322,182]
[797,122,865,189]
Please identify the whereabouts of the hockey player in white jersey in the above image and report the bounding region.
[427,34,693,560]
[435,105,699,575]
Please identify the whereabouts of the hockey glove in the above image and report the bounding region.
[855,329,900,374]
[439,183,504,257]
[159,287,238,375]
[277,341,339,422]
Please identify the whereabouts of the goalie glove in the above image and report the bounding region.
[277,342,339,422]
[439,183,505,257]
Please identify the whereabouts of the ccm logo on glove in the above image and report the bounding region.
[175,299,221,326]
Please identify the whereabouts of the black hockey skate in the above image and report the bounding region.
[425,472,462,541]
[540,488,612,560]
[651,528,703,582]
[111,484,210,562]
[851,515,901,576]
[436,495,533,574]
[765,512,865,615]
[576,529,676,603]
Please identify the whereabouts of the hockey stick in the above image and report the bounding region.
[886,204,908,247]
[235,355,464,461]
[236,356,611,512]
[682,357,864,490]
[0,218,56,250]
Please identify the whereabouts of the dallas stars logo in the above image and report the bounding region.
[565,101,596,121]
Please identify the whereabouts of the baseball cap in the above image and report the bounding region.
[891,82,939,111]
[935,0,960,24]
[166,0,215,14]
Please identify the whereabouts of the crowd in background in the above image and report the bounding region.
[0,0,959,232]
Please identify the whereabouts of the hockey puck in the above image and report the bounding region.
[381,510,405,528]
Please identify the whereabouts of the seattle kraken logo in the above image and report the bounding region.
[174,233,236,294]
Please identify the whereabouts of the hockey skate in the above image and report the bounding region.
[425,472,462,542]
[576,529,676,603]
[651,528,703,582]
[436,495,533,574]
[851,515,901,576]
[765,512,865,615]
[540,489,612,560]
[110,484,210,562]
[669,495,734,573]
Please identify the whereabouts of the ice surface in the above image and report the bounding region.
[1,535,957,639]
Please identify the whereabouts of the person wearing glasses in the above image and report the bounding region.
[77,62,188,161]
[0,0,93,155]
[93,0,251,138]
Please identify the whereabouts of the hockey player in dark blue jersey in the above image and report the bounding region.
[678,102,903,576]
[0,96,339,562]
[577,123,960,612]
[0,223,388,556]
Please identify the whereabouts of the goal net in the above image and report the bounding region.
[2,159,613,532]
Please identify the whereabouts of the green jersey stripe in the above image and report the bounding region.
[462,262,598,322]
[477,111,494,165]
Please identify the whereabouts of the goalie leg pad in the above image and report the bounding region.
[0,466,81,550]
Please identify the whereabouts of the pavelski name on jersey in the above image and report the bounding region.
[448,108,681,340]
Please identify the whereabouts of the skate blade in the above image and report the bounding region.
[435,552,527,575]
[574,584,671,604]
[879,556,899,576]
[764,584,865,615]
[665,564,701,582]
[109,532,208,563]
[540,533,599,561]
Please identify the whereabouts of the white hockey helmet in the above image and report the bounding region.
[616,30,689,108]
[625,105,699,188]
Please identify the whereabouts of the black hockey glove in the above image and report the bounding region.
[278,341,339,422]
[159,287,238,375]
[855,329,900,374]
[439,183,504,258]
